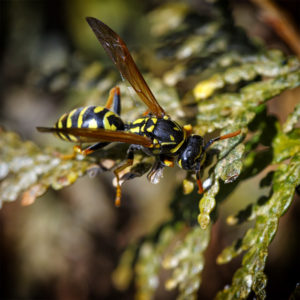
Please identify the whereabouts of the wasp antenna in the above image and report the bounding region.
[203,130,241,151]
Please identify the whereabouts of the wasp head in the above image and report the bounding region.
[177,135,205,171]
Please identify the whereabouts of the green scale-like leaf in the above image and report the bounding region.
[0,129,97,207]
[216,105,300,299]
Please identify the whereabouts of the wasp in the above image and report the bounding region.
[37,17,241,206]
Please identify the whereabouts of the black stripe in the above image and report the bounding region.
[82,106,97,128]
[61,115,67,127]
[71,107,83,128]
[95,107,108,128]
[62,114,72,141]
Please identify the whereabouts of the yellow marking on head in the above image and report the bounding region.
[88,119,98,128]
[194,148,203,161]
[94,106,105,113]
[57,113,67,128]
[132,118,145,125]
[170,135,175,141]
[67,109,77,128]
[155,144,161,148]
[146,125,155,133]
[78,107,89,128]
[173,127,180,131]
[178,159,182,168]
[163,115,169,120]
[153,138,158,144]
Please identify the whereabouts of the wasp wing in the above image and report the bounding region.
[86,17,165,118]
[37,127,153,147]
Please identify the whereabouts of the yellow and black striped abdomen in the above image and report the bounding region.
[55,106,124,142]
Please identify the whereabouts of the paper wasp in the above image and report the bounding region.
[37,17,241,206]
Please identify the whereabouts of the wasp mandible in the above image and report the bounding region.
[37,17,241,206]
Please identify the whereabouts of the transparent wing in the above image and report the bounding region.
[37,127,153,147]
[86,17,165,118]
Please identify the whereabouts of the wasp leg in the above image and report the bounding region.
[195,157,206,194]
[55,148,78,160]
[194,158,205,194]
[57,142,108,160]
[105,86,121,115]
[81,142,109,156]
[54,144,85,160]
[113,145,137,207]
[196,170,204,194]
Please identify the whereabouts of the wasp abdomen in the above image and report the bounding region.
[55,106,124,142]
